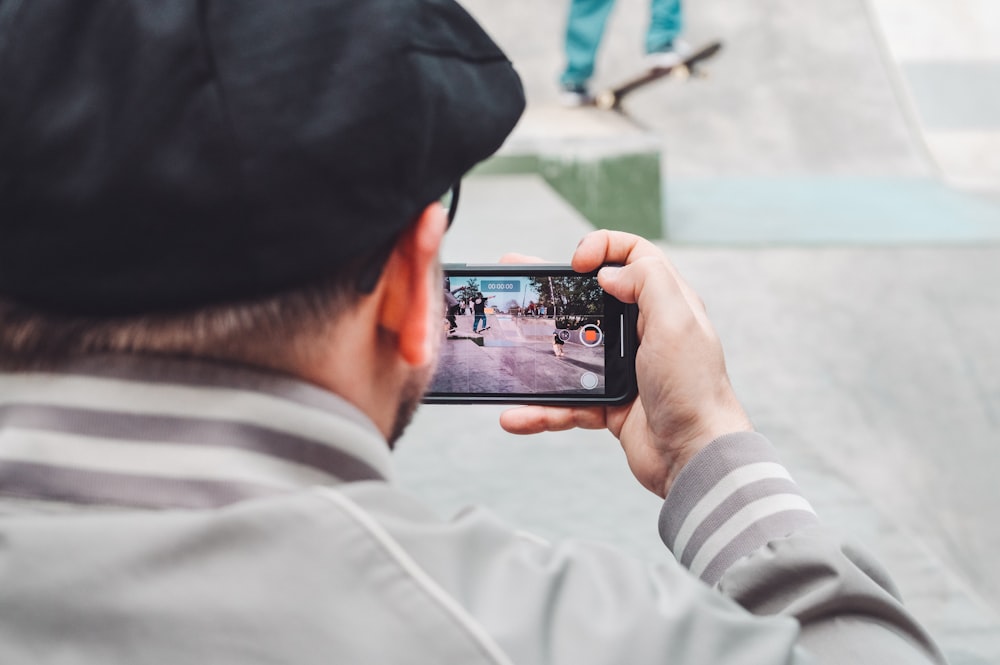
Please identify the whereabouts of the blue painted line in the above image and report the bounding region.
[665,177,1000,244]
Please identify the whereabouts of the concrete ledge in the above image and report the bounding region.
[440,175,597,263]
[475,105,665,239]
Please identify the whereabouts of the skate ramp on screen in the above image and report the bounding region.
[436,323,604,395]
[485,317,564,341]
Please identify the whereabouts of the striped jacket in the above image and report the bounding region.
[0,355,943,663]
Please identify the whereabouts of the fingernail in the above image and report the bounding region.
[598,266,620,280]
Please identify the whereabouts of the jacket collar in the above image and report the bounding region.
[0,354,392,510]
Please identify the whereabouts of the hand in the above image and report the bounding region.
[499,231,752,498]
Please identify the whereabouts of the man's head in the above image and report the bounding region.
[0,0,524,441]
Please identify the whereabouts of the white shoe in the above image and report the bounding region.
[558,83,593,108]
[645,39,692,69]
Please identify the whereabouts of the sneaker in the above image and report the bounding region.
[645,39,692,69]
[558,82,593,108]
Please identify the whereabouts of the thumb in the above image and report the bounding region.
[600,257,706,320]
[596,266,630,302]
[598,258,679,308]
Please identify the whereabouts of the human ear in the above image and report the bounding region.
[376,203,448,366]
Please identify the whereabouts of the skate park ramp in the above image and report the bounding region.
[410,175,1000,664]
[396,2,1000,662]
[459,0,1000,243]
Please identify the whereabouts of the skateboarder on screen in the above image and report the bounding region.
[560,0,690,106]
[472,293,492,333]
[552,331,566,358]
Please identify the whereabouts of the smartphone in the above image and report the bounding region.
[424,264,638,405]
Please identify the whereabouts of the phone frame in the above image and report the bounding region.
[423,264,638,406]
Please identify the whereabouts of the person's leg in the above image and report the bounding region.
[560,0,617,87]
[645,0,683,53]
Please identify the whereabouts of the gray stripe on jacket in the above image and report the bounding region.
[0,403,383,483]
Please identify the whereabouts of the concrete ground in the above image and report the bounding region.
[395,1,1000,663]
[432,315,606,395]
[461,0,1000,242]
[396,176,1000,665]
[397,177,1000,665]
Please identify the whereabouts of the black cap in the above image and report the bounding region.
[0,0,524,315]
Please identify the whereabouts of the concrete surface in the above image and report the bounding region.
[433,277,609,395]
[465,0,931,178]
[394,2,1000,661]
[867,0,1000,190]
[396,176,1000,665]
[438,173,594,261]
[463,0,1000,242]
[431,317,606,396]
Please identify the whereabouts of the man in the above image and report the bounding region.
[560,0,691,105]
[0,1,944,663]
[444,278,460,334]
[552,330,567,358]
[472,292,493,333]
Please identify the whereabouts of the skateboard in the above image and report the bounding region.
[593,40,723,112]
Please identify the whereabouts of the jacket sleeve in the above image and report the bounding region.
[353,432,946,665]
[659,431,946,664]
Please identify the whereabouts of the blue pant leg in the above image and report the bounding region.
[645,0,683,53]
[561,0,617,86]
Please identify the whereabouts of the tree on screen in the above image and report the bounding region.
[528,276,602,328]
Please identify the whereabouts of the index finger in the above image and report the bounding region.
[571,230,665,273]
[499,405,608,434]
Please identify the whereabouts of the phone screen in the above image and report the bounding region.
[424,265,637,405]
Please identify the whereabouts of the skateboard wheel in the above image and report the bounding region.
[595,91,616,111]
[670,64,691,82]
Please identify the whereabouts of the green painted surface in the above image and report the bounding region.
[541,154,662,239]
[474,154,540,176]
[474,151,664,239]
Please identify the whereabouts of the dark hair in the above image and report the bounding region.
[0,272,363,372]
